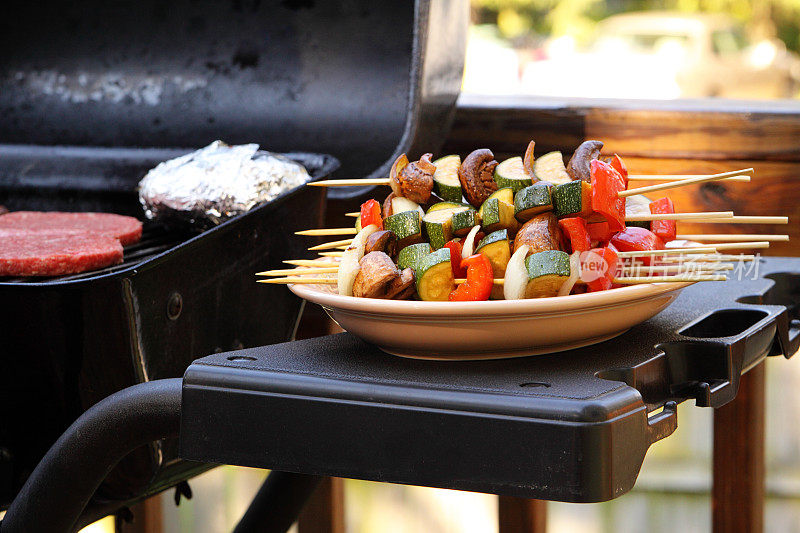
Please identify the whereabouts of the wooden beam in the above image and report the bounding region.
[116,496,163,533]
[297,477,345,533]
[498,497,547,533]
[712,362,766,533]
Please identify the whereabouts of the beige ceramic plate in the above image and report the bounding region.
[289,281,692,360]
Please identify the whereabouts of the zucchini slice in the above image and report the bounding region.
[524,250,571,298]
[552,180,592,218]
[423,207,465,250]
[391,196,424,216]
[432,155,463,203]
[476,229,512,299]
[494,156,533,193]
[533,151,572,185]
[384,210,423,247]
[416,248,455,301]
[397,242,433,271]
[452,208,480,237]
[478,188,517,234]
[514,183,553,222]
[428,201,467,212]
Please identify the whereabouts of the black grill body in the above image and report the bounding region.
[0,145,337,506]
[0,0,466,511]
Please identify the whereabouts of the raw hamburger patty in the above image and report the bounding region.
[0,212,143,245]
[0,229,124,276]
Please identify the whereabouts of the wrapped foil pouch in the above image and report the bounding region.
[139,141,311,228]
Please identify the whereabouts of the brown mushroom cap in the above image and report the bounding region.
[382,192,396,218]
[352,251,402,299]
[389,154,409,198]
[458,148,499,208]
[396,153,435,204]
[364,230,398,259]
[384,267,416,300]
[566,140,604,182]
[513,212,564,255]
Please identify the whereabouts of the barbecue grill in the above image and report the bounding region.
[0,0,467,519]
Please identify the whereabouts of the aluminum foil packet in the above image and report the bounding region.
[138,141,311,228]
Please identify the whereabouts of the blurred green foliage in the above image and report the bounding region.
[472,0,800,52]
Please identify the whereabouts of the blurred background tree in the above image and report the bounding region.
[472,0,800,52]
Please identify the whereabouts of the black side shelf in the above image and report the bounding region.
[180,257,800,503]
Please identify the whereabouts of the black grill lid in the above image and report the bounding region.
[0,0,468,179]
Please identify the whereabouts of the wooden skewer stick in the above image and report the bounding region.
[693,216,789,224]
[676,234,788,242]
[656,254,756,263]
[345,212,360,217]
[627,175,750,182]
[296,228,357,236]
[613,275,727,284]
[617,247,718,257]
[308,178,391,187]
[319,251,344,257]
[257,267,339,276]
[308,238,353,251]
[625,211,733,221]
[258,277,337,284]
[693,241,770,250]
[619,169,753,198]
[619,265,733,274]
[284,260,341,267]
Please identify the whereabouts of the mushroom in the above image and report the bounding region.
[352,252,414,299]
[382,192,396,218]
[364,230,398,259]
[566,140,603,182]
[514,212,564,255]
[458,148,498,208]
[389,153,435,204]
[384,267,416,300]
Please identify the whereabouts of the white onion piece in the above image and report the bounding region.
[503,244,530,300]
[336,224,377,296]
[461,225,481,259]
[558,251,582,297]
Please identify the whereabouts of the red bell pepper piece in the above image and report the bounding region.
[582,246,619,292]
[590,160,626,233]
[359,199,382,230]
[448,254,493,301]
[610,226,665,266]
[443,240,467,278]
[649,197,677,242]
[608,154,628,189]
[587,221,613,245]
[558,217,592,253]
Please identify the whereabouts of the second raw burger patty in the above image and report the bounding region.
[0,212,143,245]
[0,229,124,276]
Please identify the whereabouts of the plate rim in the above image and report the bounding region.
[288,280,694,317]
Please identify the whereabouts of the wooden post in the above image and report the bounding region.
[712,361,766,533]
[498,497,547,533]
[297,477,345,533]
[116,496,163,533]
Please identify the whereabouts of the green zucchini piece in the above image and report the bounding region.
[416,248,455,301]
[392,196,422,215]
[486,187,514,205]
[478,188,517,233]
[524,250,571,298]
[476,229,512,299]
[533,151,572,185]
[625,194,652,230]
[432,155,463,203]
[451,208,480,237]
[514,183,553,222]
[384,210,423,247]
[423,207,465,250]
[552,180,592,218]
[427,201,468,212]
[397,242,433,271]
[494,156,533,193]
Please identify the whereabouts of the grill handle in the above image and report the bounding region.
[0,379,182,533]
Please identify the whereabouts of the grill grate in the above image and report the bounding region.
[0,223,191,285]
